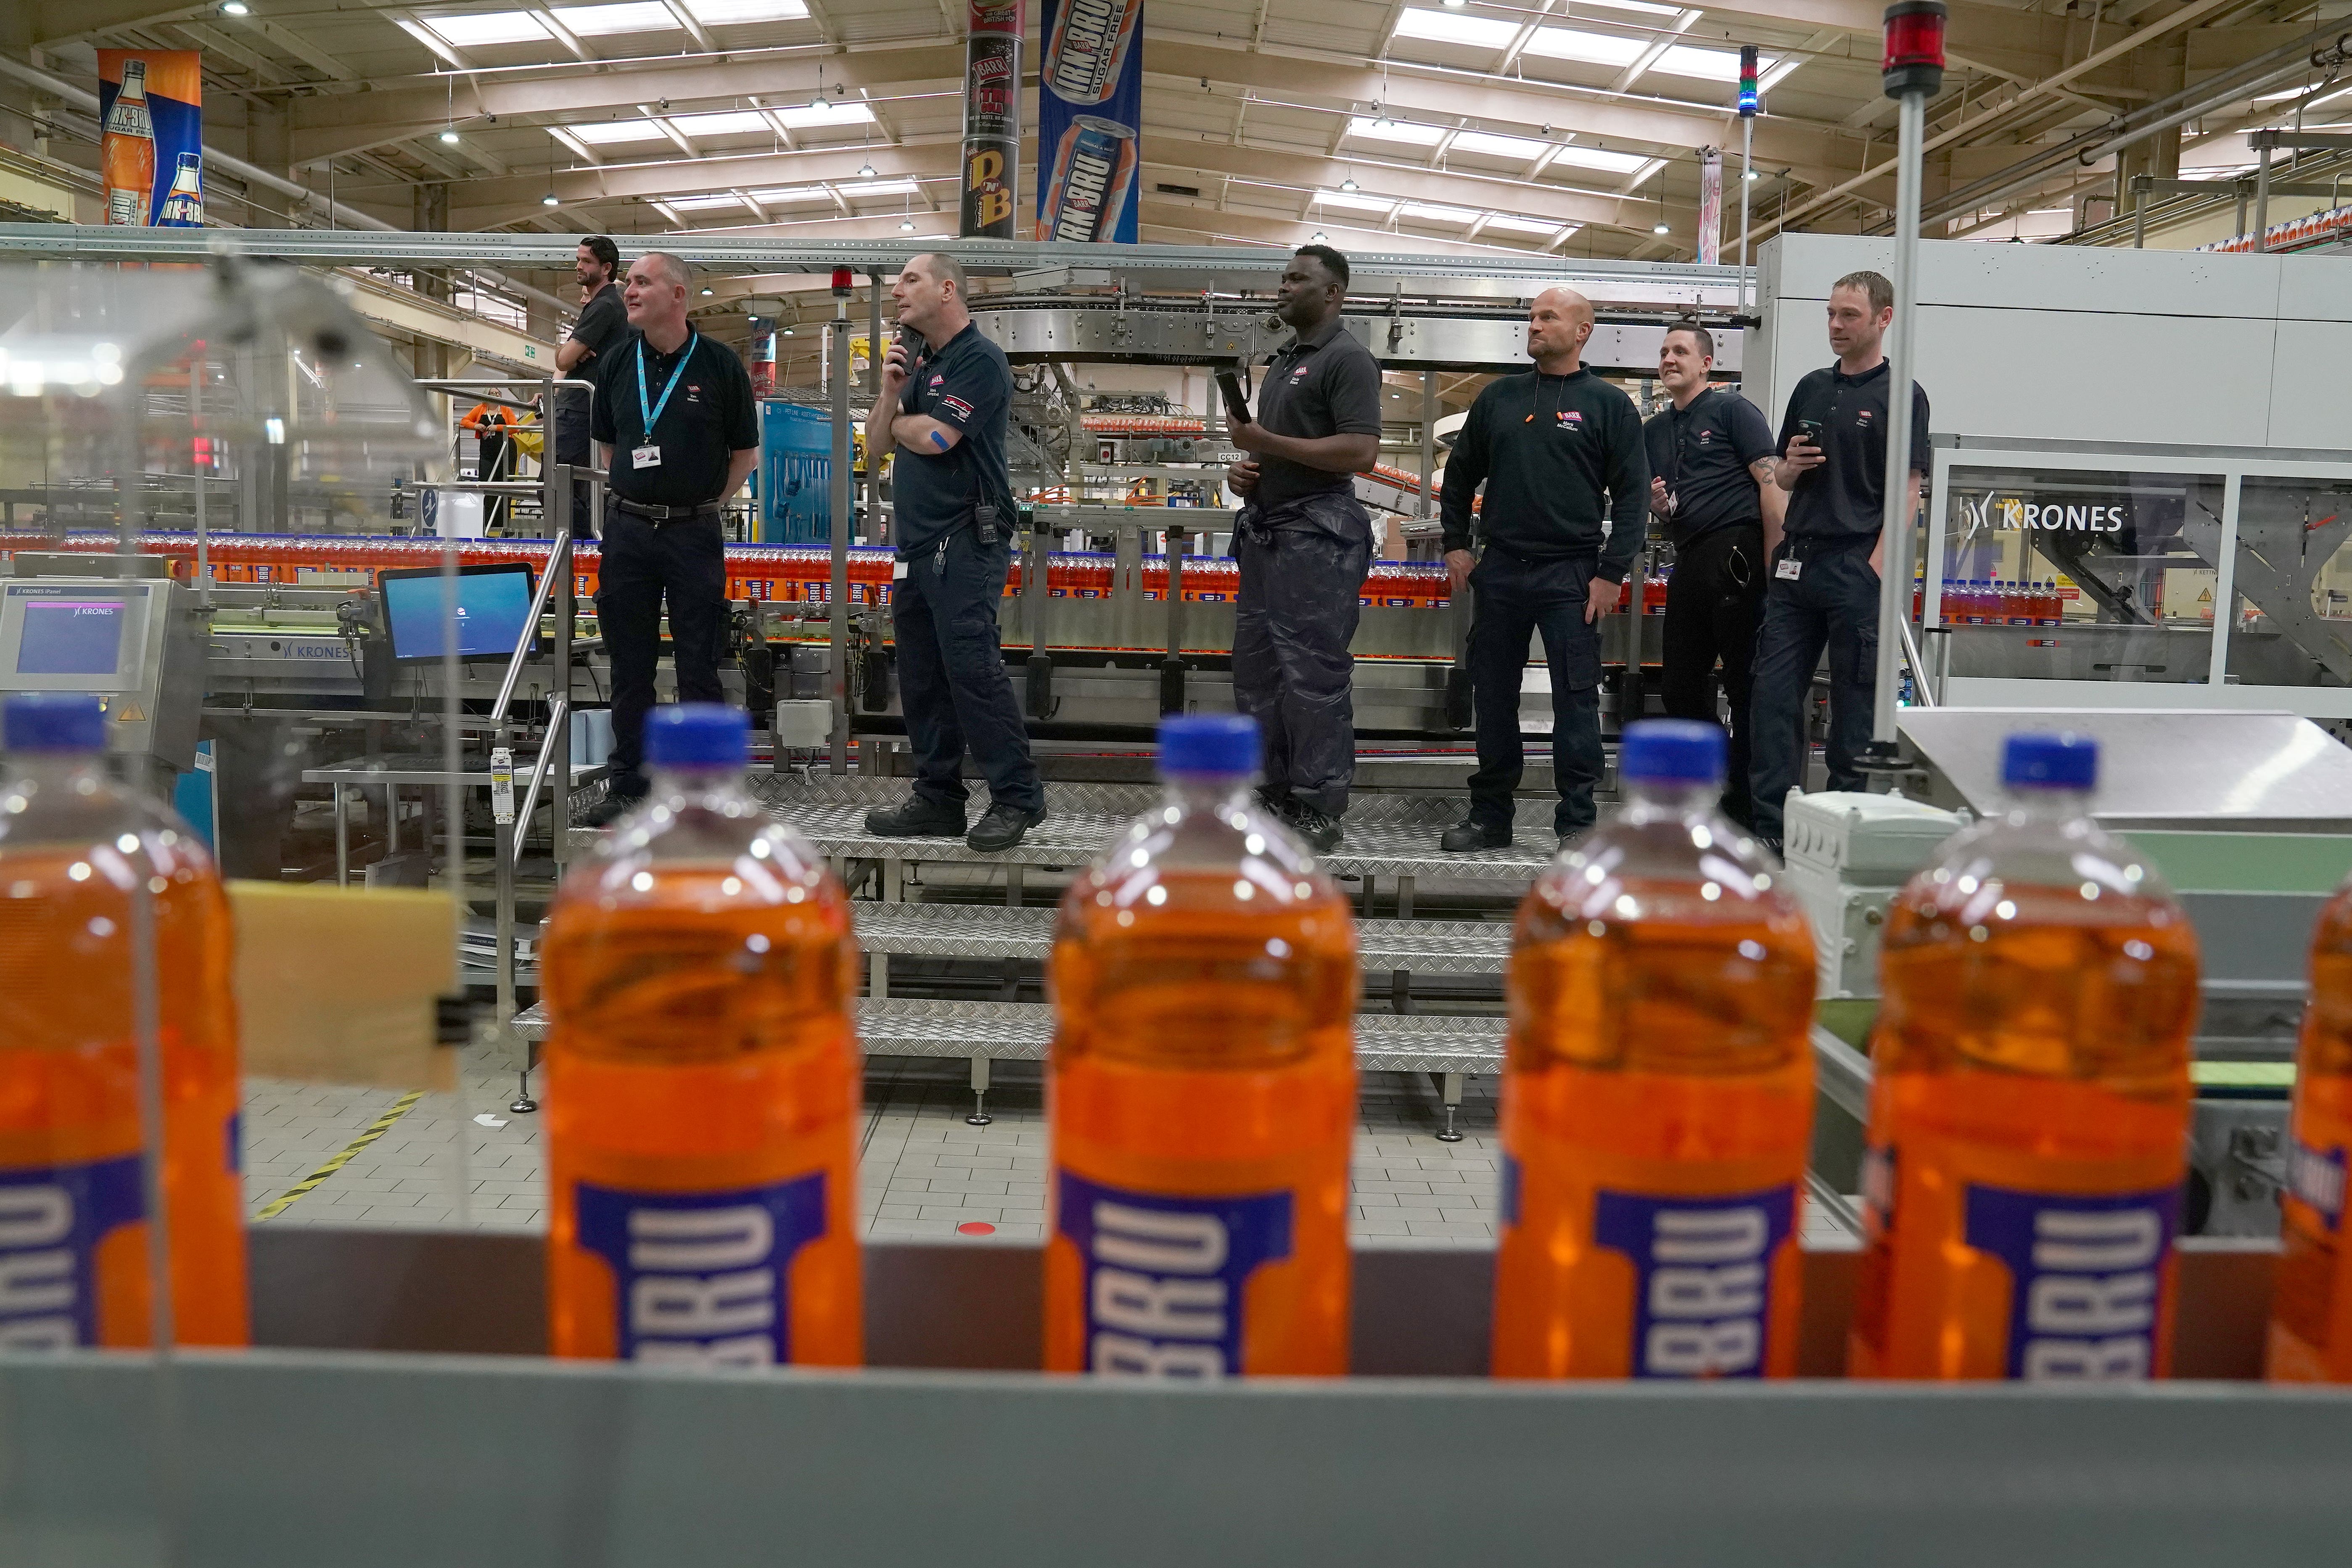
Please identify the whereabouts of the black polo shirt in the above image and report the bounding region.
[892,321,1014,555]
[1775,360,1931,541]
[1251,316,1382,513]
[555,282,626,462]
[1643,386,1775,547]
[590,328,758,508]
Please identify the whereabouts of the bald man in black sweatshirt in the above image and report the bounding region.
[1438,286,1649,851]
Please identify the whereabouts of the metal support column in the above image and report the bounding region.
[2256,141,2273,252]
[1418,370,1435,527]
[828,296,853,772]
[2132,174,2149,249]
[867,271,885,542]
[1740,114,1754,307]
[1160,523,1187,714]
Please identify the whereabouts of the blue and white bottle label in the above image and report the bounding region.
[2288,1140,2346,1231]
[1962,1182,2178,1381]
[1591,1184,1797,1379]
[575,1174,826,1366]
[1055,1171,1293,1379]
[0,1153,147,1350]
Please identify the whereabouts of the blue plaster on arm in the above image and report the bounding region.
[930,430,951,450]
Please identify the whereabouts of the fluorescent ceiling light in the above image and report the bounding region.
[682,0,807,19]
[1391,8,1520,48]
[666,110,775,137]
[747,185,832,203]
[1482,213,1564,235]
[1546,143,1652,175]
[567,119,669,144]
[1522,27,1647,67]
[769,100,875,129]
[1400,201,1480,223]
[1569,0,1680,14]
[417,11,550,46]
[836,178,920,196]
[1450,130,1549,160]
[1315,189,1398,214]
[1346,115,1446,146]
[1652,44,1774,83]
[550,3,681,35]
[664,192,747,211]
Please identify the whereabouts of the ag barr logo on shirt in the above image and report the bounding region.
[938,394,973,422]
[1555,409,1584,429]
[1855,408,1875,428]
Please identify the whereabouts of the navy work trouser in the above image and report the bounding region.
[1748,534,1880,844]
[598,512,728,799]
[893,527,1044,814]
[1464,547,1607,838]
[1233,505,1373,817]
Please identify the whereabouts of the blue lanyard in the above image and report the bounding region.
[634,332,698,439]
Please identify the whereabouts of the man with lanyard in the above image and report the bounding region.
[1223,244,1382,852]
[1749,268,1931,854]
[579,251,758,826]
[859,252,1046,854]
[553,235,626,537]
[1437,286,1646,853]
[1645,320,1782,830]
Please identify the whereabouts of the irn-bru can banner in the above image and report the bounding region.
[1036,0,1142,243]
[98,50,203,228]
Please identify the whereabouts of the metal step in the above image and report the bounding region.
[852,899,1512,975]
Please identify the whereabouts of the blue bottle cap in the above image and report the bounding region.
[645,703,748,769]
[1158,713,1259,776]
[1618,719,1725,786]
[3,693,107,754]
[2003,731,2097,791]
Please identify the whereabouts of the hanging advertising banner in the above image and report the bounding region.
[1697,148,1723,266]
[1036,0,1144,243]
[98,50,203,227]
[957,0,1022,239]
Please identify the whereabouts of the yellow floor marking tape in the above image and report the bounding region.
[253,1090,426,1222]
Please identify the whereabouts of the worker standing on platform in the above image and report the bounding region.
[1223,244,1383,853]
[1749,270,1931,855]
[1646,321,1782,831]
[579,251,759,828]
[553,236,626,537]
[1437,287,1646,853]
[860,252,1047,854]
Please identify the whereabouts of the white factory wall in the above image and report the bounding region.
[1752,232,2352,452]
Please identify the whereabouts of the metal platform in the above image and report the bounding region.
[850,900,1513,976]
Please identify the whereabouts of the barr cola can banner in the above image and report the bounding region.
[957,0,1022,238]
[98,49,203,227]
[1036,0,1142,243]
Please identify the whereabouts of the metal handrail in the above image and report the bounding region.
[1895,614,1939,709]
[511,696,569,870]
[490,526,569,726]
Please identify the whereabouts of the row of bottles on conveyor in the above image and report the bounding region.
[1945,578,2068,626]
[25,680,2352,1387]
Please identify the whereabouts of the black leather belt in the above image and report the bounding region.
[615,498,722,522]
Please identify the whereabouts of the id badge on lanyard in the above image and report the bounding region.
[633,334,698,473]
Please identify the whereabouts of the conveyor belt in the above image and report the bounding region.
[851,899,1513,975]
[510,998,1507,1076]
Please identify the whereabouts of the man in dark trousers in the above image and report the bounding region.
[859,252,1046,854]
[1646,321,1782,830]
[553,235,626,537]
[1438,287,1647,852]
[1223,244,1382,852]
[1749,268,1931,853]
[579,251,758,826]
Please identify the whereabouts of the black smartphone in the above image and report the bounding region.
[1797,417,1824,445]
[1215,367,1252,427]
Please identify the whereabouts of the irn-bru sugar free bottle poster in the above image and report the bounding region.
[97,50,204,227]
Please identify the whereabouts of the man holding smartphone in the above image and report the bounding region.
[859,252,1046,854]
[1747,269,1931,854]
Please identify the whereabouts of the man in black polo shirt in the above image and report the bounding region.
[553,235,626,537]
[580,251,758,825]
[859,252,1045,854]
[1224,244,1382,852]
[1438,286,1647,852]
[1749,268,1931,852]
[1645,321,1782,829]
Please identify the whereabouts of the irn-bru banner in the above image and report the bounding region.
[97,49,203,227]
[1035,0,1142,243]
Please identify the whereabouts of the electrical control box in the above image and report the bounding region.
[1779,790,1967,1000]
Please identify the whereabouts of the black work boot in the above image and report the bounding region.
[967,801,1046,852]
[864,795,968,838]
[1282,799,1343,853]
[1440,819,1512,853]
[578,791,644,829]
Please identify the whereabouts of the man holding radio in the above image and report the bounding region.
[1748,268,1931,854]
[859,251,1045,854]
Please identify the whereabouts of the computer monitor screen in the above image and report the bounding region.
[378,563,539,665]
[14,598,128,676]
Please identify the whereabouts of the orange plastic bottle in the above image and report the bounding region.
[0,693,246,1349]
[1853,732,2199,1380]
[1046,714,1357,1377]
[101,58,156,227]
[542,704,862,1367]
[2268,888,2352,1380]
[1492,720,1816,1379]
